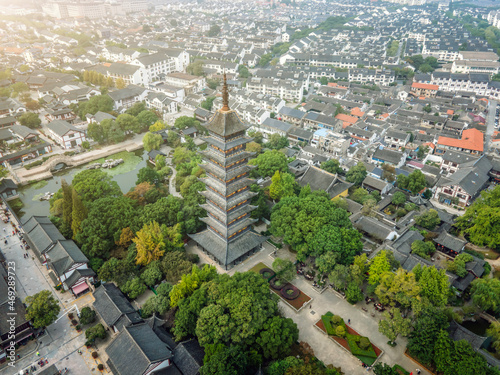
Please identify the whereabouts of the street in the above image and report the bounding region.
[485,99,497,154]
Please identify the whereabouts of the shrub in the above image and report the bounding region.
[71,319,78,326]
[92,352,98,358]
[331,315,342,325]
[85,323,107,342]
[347,335,377,358]
[97,364,104,371]
[75,325,81,331]
[359,337,371,350]
[335,325,346,337]
[68,313,74,319]
[321,312,336,335]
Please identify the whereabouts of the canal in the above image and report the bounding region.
[12,149,149,219]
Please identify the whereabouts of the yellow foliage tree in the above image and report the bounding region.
[134,221,166,265]
[117,227,135,247]
[116,78,126,89]
[149,121,166,132]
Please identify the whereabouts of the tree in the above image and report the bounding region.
[397,170,426,195]
[116,113,140,133]
[455,185,500,248]
[134,221,166,266]
[141,260,163,286]
[269,171,295,200]
[375,268,420,308]
[186,61,204,76]
[87,121,106,144]
[61,179,73,234]
[447,253,473,277]
[137,110,158,132]
[248,130,264,144]
[72,169,121,204]
[413,264,449,307]
[238,65,250,78]
[345,162,367,185]
[270,194,353,261]
[434,329,454,373]
[207,24,221,37]
[391,192,406,206]
[141,294,170,317]
[85,323,107,342]
[71,188,87,239]
[272,258,295,283]
[411,240,435,260]
[309,224,362,266]
[373,363,398,375]
[419,64,433,73]
[259,53,272,67]
[25,290,60,328]
[201,96,215,111]
[143,132,163,152]
[19,112,41,129]
[329,264,350,291]
[26,100,41,111]
[249,150,288,177]
[381,163,396,182]
[116,78,126,89]
[246,141,262,154]
[378,307,411,343]
[169,264,218,308]
[136,167,161,186]
[267,133,289,150]
[415,209,440,230]
[256,316,298,359]
[79,307,96,325]
[76,95,113,120]
[97,257,135,286]
[200,345,249,375]
[321,159,342,175]
[345,282,363,304]
[368,250,395,285]
[149,121,166,132]
[160,251,196,283]
[487,322,500,354]
[121,277,147,299]
[315,251,339,275]
[470,278,500,313]
[174,116,200,130]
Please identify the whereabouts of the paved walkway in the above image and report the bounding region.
[187,240,430,374]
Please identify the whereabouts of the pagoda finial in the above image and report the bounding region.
[221,70,230,111]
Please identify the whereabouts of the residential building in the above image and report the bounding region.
[163,73,205,94]
[46,120,86,149]
[108,85,149,111]
[410,82,439,98]
[296,165,352,199]
[436,128,484,155]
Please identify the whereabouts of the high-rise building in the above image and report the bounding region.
[189,75,267,270]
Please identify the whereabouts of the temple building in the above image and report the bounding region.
[189,75,267,269]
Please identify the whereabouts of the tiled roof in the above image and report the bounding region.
[437,128,484,152]
[411,82,439,90]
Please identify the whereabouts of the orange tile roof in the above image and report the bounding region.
[419,96,426,100]
[447,110,454,115]
[381,113,390,119]
[478,98,489,103]
[351,107,365,117]
[437,128,484,152]
[103,63,111,67]
[419,130,426,134]
[327,82,338,87]
[422,142,435,149]
[351,135,368,141]
[412,82,439,91]
[335,113,358,124]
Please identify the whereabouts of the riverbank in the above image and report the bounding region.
[13,139,143,185]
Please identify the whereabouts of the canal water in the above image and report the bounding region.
[13,149,149,219]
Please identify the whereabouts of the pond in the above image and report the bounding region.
[460,317,491,336]
[11,149,150,219]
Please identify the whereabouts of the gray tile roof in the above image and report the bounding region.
[22,216,65,259]
[47,120,82,137]
[172,339,205,375]
[105,323,173,375]
[93,283,142,329]
[434,231,466,252]
[204,109,248,137]
[108,85,147,102]
[372,148,404,165]
[46,240,89,276]
[261,118,292,133]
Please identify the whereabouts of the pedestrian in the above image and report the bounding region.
[2,228,5,233]
[310,304,312,309]
[348,319,351,324]
[416,369,421,375]
[36,352,39,356]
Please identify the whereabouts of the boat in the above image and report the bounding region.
[39,192,54,201]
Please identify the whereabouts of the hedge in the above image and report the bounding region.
[321,312,336,335]
[346,335,377,359]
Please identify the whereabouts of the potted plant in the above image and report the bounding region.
[92,352,98,359]
[71,319,78,326]
[68,313,74,320]
[76,325,81,332]
[98,364,104,372]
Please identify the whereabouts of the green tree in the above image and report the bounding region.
[267,133,289,149]
[315,251,339,275]
[174,115,200,130]
[487,321,500,354]
[471,278,500,313]
[373,363,398,375]
[79,306,96,325]
[25,290,60,328]
[397,170,426,195]
[85,323,107,341]
[141,294,170,318]
[413,264,449,307]
[186,61,204,76]
[71,188,87,239]
[368,250,395,285]
[98,257,135,286]
[415,209,440,230]
[87,121,107,144]
[136,167,161,186]
[201,96,215,111]
[143,132,163,152]
[141,260,163,286]
[238,65,250,78]
[391,191,406,206]
[121,276,147,299]
[116,113,140,133]
[200,345,249,375]
[447,253,473,277]
[72,169,121,204]
[309,224,362,266]
[246,141,262,154]
[345,282,364,304]
[248,130,264,144]
[160,251,196,283]
[455,185,500,248]
[125,102,146,116]
[207,24,221,37]
[256,316,298,359]
[259,53,272,67]
[249,149,289,177]
[272,258,295,283]
[321,159,342,175]
[169,264,217,308]
[18,112,41,129]
[345,162,367,185]
[378,307,411,343]
[375,268,420,308]
[269,171,295,200]
[329,264,350,291]
[434,329,454,373]
[136,110,158,132]
[61,179,73,234]
[77,95,114,120]
[411,240,435,260]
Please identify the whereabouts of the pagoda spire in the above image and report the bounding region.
[221,71,230,112]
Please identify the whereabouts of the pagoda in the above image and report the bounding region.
[189,74,267,269]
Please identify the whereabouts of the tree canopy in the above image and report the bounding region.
[25,290,60,328]
[249,150,289,177]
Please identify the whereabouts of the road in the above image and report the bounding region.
[485,99,497,154]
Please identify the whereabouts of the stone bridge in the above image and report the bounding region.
[43,155,76,171]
